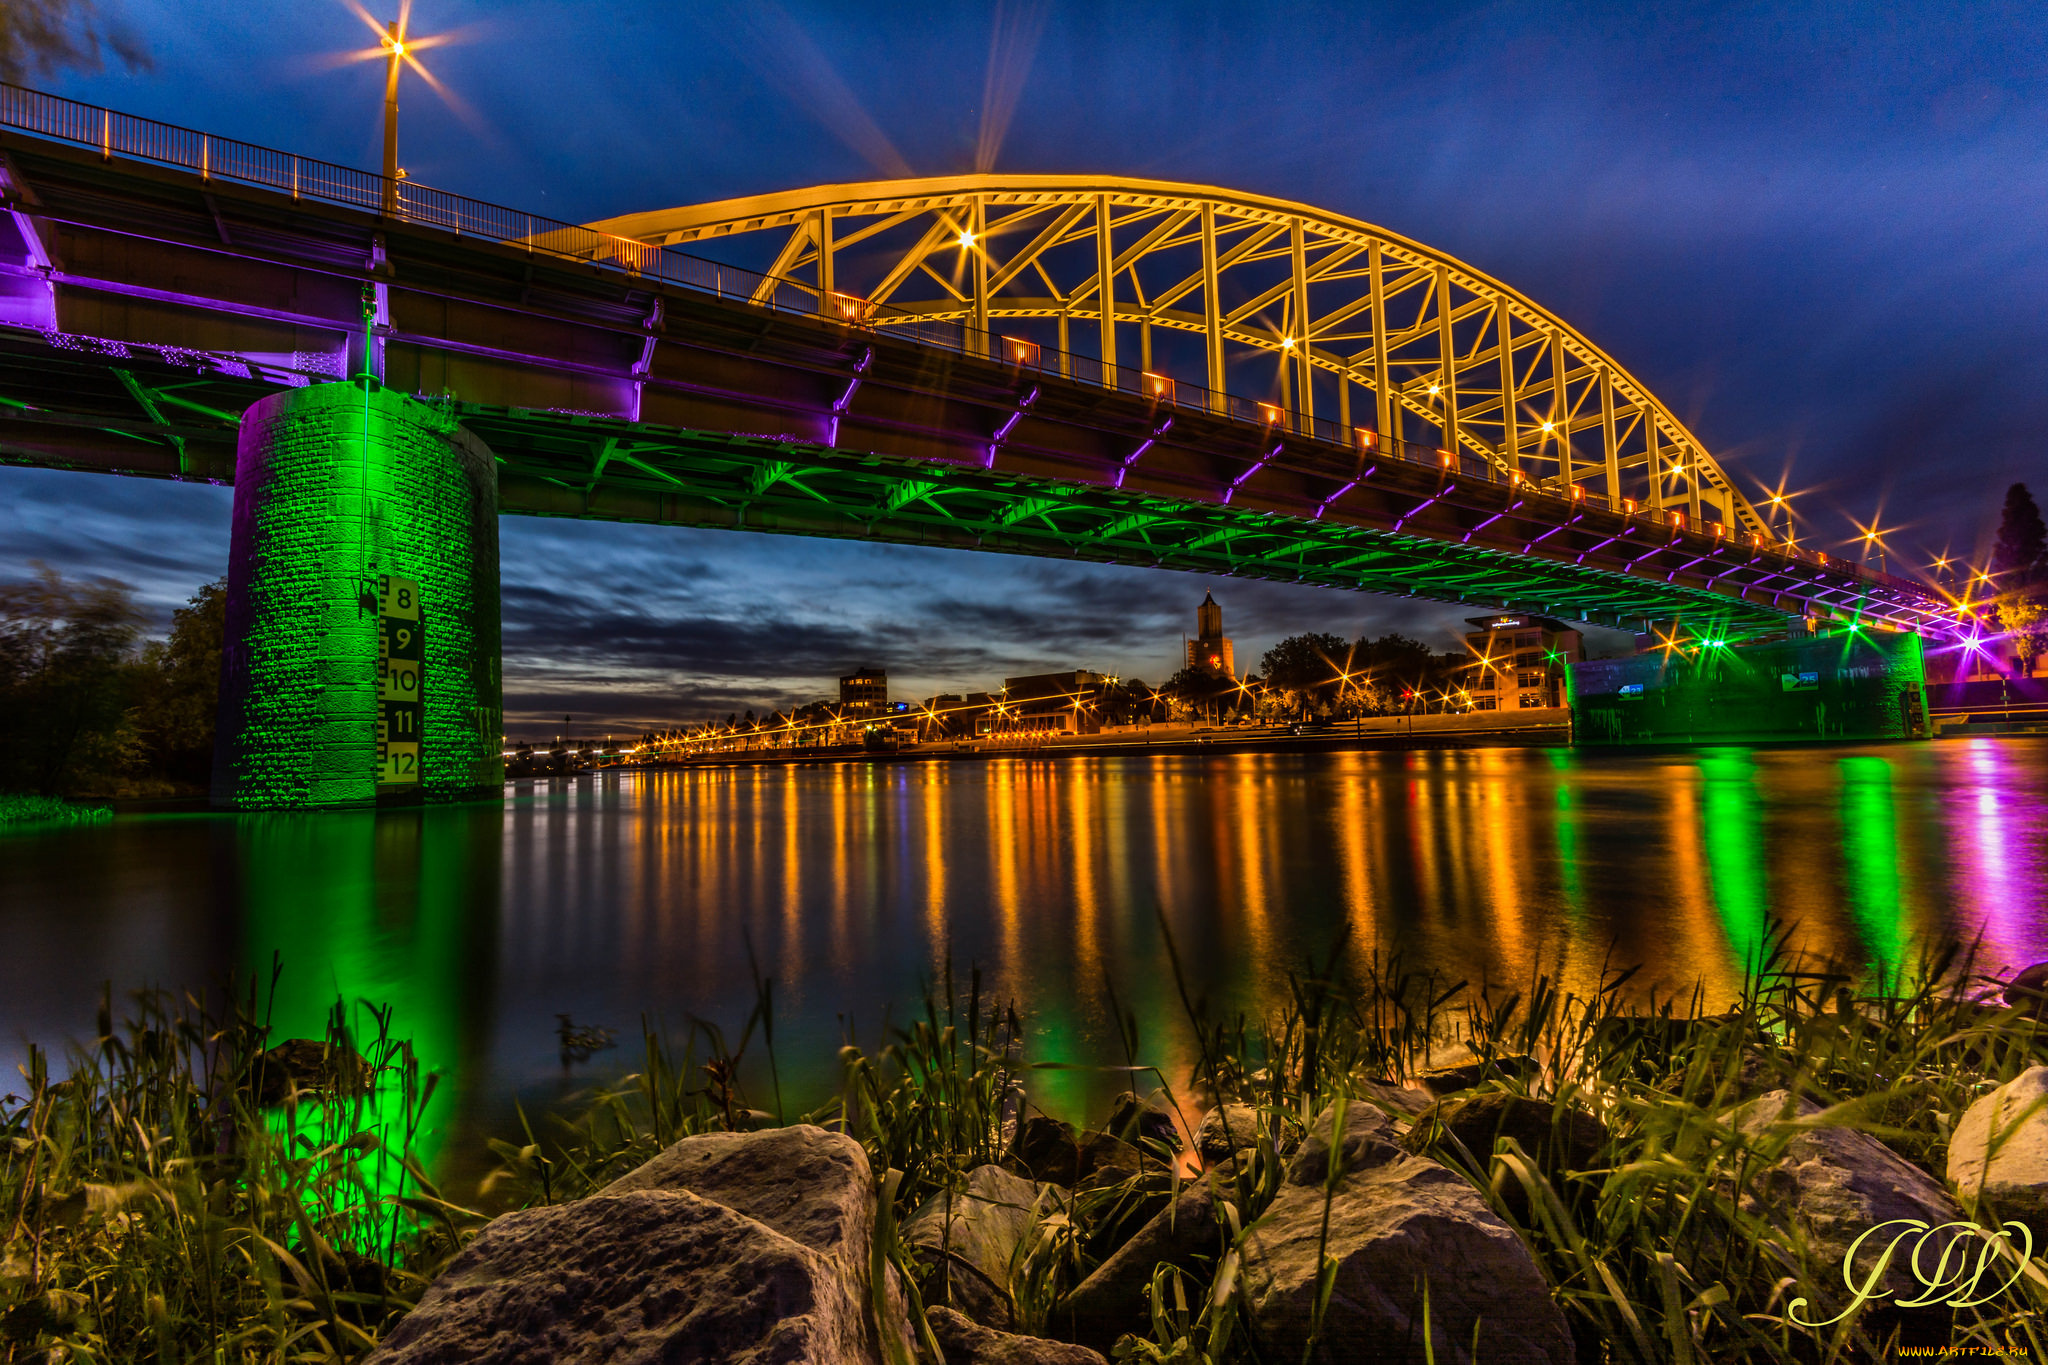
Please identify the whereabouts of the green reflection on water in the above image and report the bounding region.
[1548,750,1583,922]
[1839,756,1904,987]
[1698,749,1768,974]
[240,806,492,1220]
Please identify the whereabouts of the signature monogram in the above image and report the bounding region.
[1789,1219,2036,1327]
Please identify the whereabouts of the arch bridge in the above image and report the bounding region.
[0,87,1951,643]
[586,174,1754,537]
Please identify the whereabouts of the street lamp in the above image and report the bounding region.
[341,2,458,212]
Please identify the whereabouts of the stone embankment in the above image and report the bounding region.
[370,967,2048,1363]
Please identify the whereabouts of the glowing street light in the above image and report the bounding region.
[340,1,460,211]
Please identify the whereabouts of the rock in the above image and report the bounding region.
[370,1190,876,1363]
[372,1124,910,1364]
[1055,1175,1237,1352]
[1735,1091,1970,1315]
[2004,964,2048,1012]
[1192,1104,1304,1166]
[1009,1115,1147,1187]
[1245,1107,1573,1364]
[602,1124,873,1257]
[1194,1104,1264,1164]
[1353,1076,1434,1116]
[1401,1093,1608,1217]
[1073,1165,1175,1261]
[1417,1047,1539,1096]
[1286,1101,1400,1187]
[901,1164,1056,1331]
[928,1305,1108,1364]
[1104,1090,1183,1152]
[1947,1066,2048,1239]
[249,1037,356,1106]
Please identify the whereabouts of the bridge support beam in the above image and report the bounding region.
[212,382,502,809]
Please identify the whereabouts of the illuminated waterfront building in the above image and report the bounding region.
[1465,615,1583,710]
[988,671,1111,735]
[839,667,889,713]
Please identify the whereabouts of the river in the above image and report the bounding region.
[5,738,2046,1188]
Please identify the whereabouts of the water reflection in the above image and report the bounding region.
[1839,757,1904,986]
[4,740,2048,1178]
[238,806,497,1178]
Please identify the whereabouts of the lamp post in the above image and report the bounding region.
[377,20,415,212]
[340,5,455,213]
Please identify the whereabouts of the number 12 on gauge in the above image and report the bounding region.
[377,575,423,785]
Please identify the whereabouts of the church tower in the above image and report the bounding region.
[1187,591,1236,676]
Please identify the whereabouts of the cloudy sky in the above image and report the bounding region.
[4,1,2043,732]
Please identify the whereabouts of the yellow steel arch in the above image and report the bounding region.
[585,176,1764,537]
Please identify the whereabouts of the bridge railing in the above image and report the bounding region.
[0,82,1937,614]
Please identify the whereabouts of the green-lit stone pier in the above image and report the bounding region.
[211,382,503,809]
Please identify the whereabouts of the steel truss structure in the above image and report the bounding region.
[469,409,1798,633]
[588,176,1760,535]
[0,87,1954,639]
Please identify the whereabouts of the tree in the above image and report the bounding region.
[1162,666,1236,723]
[1993,483,2047,589]
[0,0,148,84]
[1259,632,1352,717]
[0,564,144,794]
[136,577,224,787]
[1994,484,2048,676]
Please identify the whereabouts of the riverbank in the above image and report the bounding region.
[8,937,2048,1362]
[634,709,1574,773]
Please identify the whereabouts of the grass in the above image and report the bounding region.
[8,928,2048,1362]
[1,971,474,1363]
[0,793,110,828]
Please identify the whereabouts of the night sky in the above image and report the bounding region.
[5,1,2043,733]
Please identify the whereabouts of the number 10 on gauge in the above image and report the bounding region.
[377,575,423,786]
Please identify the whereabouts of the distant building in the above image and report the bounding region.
[839,666,888,712]
[1463,615,1582,710]
[1186,591,1236,677]
[986,670,1109,735]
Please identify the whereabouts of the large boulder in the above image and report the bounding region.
[1103,1090,1183,1153]
[1009,1115,1147,1187]
[1074,1165,1175,1262]
[928,1306,1108,1364]
[901,1164,1057,1331]
[1242,1104,1573,1364]
[1054,1175,1238,1351]
[2004,964,2048,1013]
[1417,1047,1539,1097]
[1285,1100,1398,1186]
[1401,1092,1608,1219]
[1402,1092,1606,1172]
[1193,1104,1265,1165]
[1734,1092,1971,1316]
[1352,1077,1434,1116]
[370,1124,909,1364]
[1947,1065,2048,1238]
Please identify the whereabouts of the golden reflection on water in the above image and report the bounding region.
[554,748,2042,1049]
[10,742,2048,1141]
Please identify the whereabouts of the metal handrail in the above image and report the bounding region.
[0,82,1938,608]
